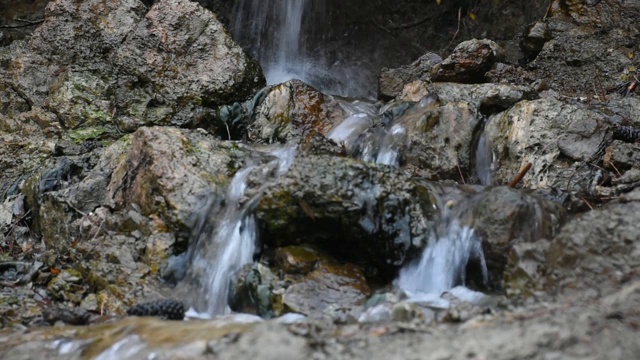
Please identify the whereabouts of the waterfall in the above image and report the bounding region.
[230,0,375,98]
[231,0,318,87]
[475,130,494,185]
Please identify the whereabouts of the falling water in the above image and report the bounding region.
[231,0,318,86]
[327,99,379,151]
[396,222,488,301]
[374,124,407,166]
[230,0,376,98]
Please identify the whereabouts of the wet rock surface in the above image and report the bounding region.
[1,0,640,358]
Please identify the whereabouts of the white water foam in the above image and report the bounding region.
[396,222,488,301]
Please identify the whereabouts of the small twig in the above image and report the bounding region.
[382,14,439,31]
[64,201,87,217]
[0,19,44,29]
[456,162,466,184]
[508,162,532,188]
[225,123,231,141]
[15,18,44,24]
[78,218,105,262]
[444,8,462,52]
[608,161,623,177]
[5,209,32,239]
[580,196,595,211]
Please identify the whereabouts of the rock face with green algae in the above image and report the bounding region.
[1,0,265,142]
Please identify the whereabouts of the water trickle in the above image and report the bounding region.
[396,222,488,300]
[328,113,374,148]
[475,130,494,185]
[197,167,257,315]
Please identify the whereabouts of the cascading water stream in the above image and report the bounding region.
[475,129,494,186]
[198,167,257,315]
[187,145,297,316]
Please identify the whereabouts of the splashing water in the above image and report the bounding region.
[396,222,488,300]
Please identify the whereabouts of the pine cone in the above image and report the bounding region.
[126,299,185,320]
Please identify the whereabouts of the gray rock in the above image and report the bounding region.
[457,186,566,288]
[283,266,369,320]
[544,200,640,296]
[254,155,434,279]
[378,52,442,100]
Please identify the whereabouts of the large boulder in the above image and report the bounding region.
[253,153,566,286]
[16,126,256,320]
[482,98,609,192]
[253,155,434,279]
[1,0,264,142]
[30,126,259,256]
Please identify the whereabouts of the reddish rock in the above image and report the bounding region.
[431,39,504,83]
